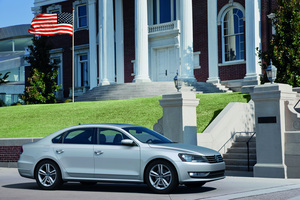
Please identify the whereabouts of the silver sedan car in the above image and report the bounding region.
[18,123,225,193]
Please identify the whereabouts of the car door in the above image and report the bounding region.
[53,128,96,178]
[94,128,141,181]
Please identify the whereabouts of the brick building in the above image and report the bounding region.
[31,0,277,98]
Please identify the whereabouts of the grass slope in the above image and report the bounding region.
[0,93,249,138]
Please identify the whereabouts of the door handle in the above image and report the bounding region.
[56,149,64,154]
[94,151,104,155]
[165,70,167,76]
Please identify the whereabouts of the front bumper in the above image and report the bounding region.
[176,161,226,183]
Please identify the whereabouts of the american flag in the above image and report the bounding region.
[28,13,73,36]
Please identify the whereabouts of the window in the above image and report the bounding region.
[0,38,32,52]
[0,66,24,82]
[0,40,13,52]
[52,128,95,144]
[123,127,172,144]
[14,38,32,51]
[52,57,63,87]
[97,129,129,145]
[77,4,87,28]
[222,8,245,62]
[79,54,88,87]
[153,0,176,24]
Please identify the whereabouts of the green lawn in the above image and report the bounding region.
[0,93,249,138]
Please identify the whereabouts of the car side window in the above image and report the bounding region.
[97,128,129,145]
[52,128,95,144]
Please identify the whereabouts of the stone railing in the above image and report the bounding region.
[148,20,180,34]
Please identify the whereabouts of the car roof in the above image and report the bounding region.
[76,123,142,129]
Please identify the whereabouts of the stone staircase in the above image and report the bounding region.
[223,136,257,171]
[75,82,232,102]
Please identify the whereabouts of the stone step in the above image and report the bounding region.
[75,81,232,101]
[226,165,254,171]
[223,153,256,160]
[231,141,256,148]
[224,159,256,166]
[226,147,256,154]
[235,136,256,142]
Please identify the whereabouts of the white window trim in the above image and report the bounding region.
[46,4,62,13]
[74,46,89,87]
[73,0,88,30]
[50,49,63,88]
[219,3,245,64]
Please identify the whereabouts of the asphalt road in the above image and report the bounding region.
[1,168,300,200]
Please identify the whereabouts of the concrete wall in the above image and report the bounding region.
[197,101,255,153]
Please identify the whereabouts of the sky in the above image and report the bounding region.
[0,0,35,28]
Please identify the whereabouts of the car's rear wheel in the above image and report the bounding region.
[35,160,62,190]
[145,160,178,194]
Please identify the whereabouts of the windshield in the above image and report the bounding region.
[123,127,173,144]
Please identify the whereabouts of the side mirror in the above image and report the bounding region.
[121,139,136,146]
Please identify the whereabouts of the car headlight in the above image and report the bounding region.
[178,154,208,163]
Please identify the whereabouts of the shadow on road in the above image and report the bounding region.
[3,182,216,194]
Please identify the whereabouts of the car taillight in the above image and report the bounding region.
[20,146,23,154]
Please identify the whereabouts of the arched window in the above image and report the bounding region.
[222,7,245,63]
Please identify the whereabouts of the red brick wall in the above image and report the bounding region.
[123,0,135,83]
[193,0,208,82]
[41,1,90,97]
[0,146,22,163]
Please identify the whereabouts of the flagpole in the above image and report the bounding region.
[72,8,75,103]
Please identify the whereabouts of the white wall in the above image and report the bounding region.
[197,101,255,153]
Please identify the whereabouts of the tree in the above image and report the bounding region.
[23,36,60,104]
[0,72,10,85]
[258,0,300,86]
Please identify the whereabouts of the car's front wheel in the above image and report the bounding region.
[145,160,178,194]
[35,160,62,190]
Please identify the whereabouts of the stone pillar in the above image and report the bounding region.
[100,0,115,85]
[244,0,261,87]
[207,0,220,84]
[134,0,151,83]
[159,92,199,145]
[179,0,196,84]
[88,0,97,89]
[251,83,297,178]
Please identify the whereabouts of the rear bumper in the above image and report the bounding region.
[17,160,35,179]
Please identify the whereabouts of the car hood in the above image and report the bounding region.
[148,143,220,156]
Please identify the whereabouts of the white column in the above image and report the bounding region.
[179,0,196,84]
[134,0,151,83]
[115,0,124,84]
[244,0,261,85]
[88,0,97,89]
[207,0,220,84]
[98,0,104,85]
[100,0,115,85]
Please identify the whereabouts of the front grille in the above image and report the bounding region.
[205,155,224,163]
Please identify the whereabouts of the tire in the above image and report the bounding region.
[185,182,206,188]
[35,160,62,190]
[145,160,178,194]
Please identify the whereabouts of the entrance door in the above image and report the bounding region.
[155,47,177,81]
